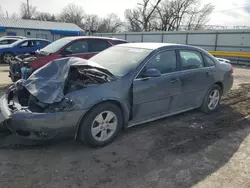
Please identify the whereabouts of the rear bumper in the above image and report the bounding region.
[0,91,87,140]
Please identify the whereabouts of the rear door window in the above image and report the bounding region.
[88,39,112,53]
[179,50,204,70]
[204,55,216,67]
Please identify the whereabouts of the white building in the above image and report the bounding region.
[0,18,84,41]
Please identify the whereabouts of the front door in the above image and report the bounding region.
[177,50,214,109]
[15,40,36,55]
[132,50,181,122]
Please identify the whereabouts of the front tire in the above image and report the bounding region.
[201,85,222,113]
[78,103,123,147]
[1,53,14,64]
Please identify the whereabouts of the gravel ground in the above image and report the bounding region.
[0,66,249,188]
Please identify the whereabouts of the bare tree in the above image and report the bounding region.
[59,3,85,26]
[184,2,214,30]
[20,1,37,19]
[35,12,57,22]
[124,0,162,31]
[97,13,123,33]
[84,14,100,32]
[150,0,214,31]
[10,13,19,19]
[153,0,196,31]
[124,9,143,31]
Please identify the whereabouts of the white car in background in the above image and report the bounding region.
[216,57,231,63]
[0,37,20,45]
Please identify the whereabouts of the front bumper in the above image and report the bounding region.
[0,90,87,140]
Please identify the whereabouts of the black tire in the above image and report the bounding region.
[10,71,18,82]
[1,52,14,64]
[201,85,222,113]
[77,102,123,147]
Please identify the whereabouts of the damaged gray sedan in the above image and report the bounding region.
[0,43,234,147]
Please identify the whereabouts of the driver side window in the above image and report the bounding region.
[138,50,177,78]
[19,41,34,48]
[65,40,88,54]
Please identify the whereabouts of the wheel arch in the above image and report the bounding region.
[214,81,224,94]
[74,99,129,140]
[1,51,15,61]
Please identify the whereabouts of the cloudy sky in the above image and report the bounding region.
[0,0,250,27]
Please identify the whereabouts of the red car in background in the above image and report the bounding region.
[9,36,127,81]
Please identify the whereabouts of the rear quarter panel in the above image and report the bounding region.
[210,61,233,94]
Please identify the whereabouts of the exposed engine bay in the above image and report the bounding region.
[64,66,109,94]
[15,51,48,63]
[8,66,109,113]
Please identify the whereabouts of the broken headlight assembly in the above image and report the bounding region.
[44,97,75,113]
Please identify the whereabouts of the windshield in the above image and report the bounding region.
[9,39,23,47]
[40,37,72,54]
[89,46,152,77]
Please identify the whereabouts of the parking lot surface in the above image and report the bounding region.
[0,66,249,188]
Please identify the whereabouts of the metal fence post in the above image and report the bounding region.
[125,34,127,41]
[185,32,189,44]
[215,32,218,51]
[161,33,164,43]
[141,33,144,42]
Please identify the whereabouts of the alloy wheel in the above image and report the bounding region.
[208,89,220,110]
[91,111,118,142]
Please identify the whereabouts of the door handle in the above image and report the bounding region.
[205,72,212,76]
[170,78,179,83]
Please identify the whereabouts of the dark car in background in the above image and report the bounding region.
[0,43,233,147]
[9,36,127,81]
[0,38,51,63]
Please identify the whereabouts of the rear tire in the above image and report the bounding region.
[201,85,222,113]
[77,103,123,147]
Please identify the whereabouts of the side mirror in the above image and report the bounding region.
[142,68,161,78]
[60,49,72,56]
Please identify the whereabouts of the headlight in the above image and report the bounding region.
[44,97,75,113]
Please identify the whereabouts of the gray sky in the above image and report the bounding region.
[1,0,250,27]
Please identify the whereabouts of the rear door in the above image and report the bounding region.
[35,40,49,50]
[132,50,182,122]
[86,39,112,59]
[177,50,214,110]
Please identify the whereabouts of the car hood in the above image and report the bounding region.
[21,57,110,104]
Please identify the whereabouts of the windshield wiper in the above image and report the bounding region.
[78,65,115,78]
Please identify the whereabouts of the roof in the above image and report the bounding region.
[0,37,19,41]
[117,42,183,49]
[65,36,127,41]
[117,42,205,51]
[19,38,51,42]
[0,18,83,31]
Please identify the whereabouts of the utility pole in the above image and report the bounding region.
[27,0,30,18]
